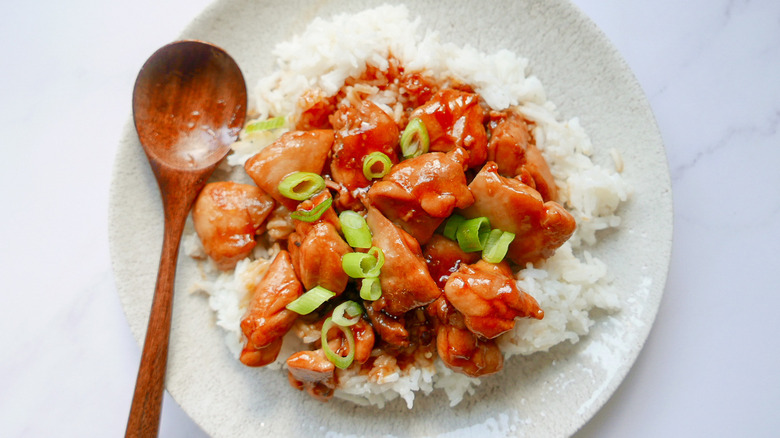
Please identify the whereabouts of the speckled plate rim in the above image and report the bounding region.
[109,1,672,437]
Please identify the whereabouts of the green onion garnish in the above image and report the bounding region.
[362,152,393,180]
[321,317,355,369]
[278,172,325,201]
[245,116,285,134]
[482,229,516,263]
[342,252,379,278]
[443,214,466,240]
[332,300,363,327]
[456,216,491,252]
[290,195,332,223]
[359,276,382,301]
[366,247,384,276]
[339,211,372,248]
[400,118,429,159]
[285,286,335,315]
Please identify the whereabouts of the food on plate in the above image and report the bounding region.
[186,5,629,408]
[191,182,274,271]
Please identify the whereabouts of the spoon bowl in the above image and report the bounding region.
[133,40,246,170]
[126,40,247,437]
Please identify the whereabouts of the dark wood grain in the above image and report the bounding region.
[126,41,246,438]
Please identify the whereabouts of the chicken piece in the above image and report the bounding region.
[460,162,576,265]
[191,182,275,271]
[286,313,374,401]
[436,322,504,378]
[409,89,487,168]
[291,190,342,230]
[329,100,400,208]
[487,111,530,175]
[349,318,376,364]
[244,130,334,210]
[240,337,283,368]
[365,206,441,316]
[524,144,558,202]
[444,260,543,339]
[322,316,376,364]
[288,192,351,294]
[364,300,409,348]
[487,111,558,201]
[240,251,303,366]
[287,312,375,400]
[367,147,474,244]
[422,234,481,289]
[286,349,336,401]
[428,296,503,377]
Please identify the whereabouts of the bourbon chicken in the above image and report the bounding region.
[460,163,576,266]
[287,191,352,294]
[192,182,274,271]
[487,110,559,202]
[191,62,578,400]
[240,251,302,367]
[409,89,488,169]
[368,147,474,244]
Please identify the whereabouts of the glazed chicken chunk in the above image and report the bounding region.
[409,88,488,169]
[192,181,275,271]
[323,316,376,365]
[444,260,543,339]
[423,234,481,289]
[286,348,336,401]
[288,192,352,295]
[365,206,441,316]
[460,162,576,266]
[240,251,303,366]
[487,110,558,201]
[244,130,335,210]
[287,316,375,401]
[368,147,474,243]
[329,100,400,208]
[428,296,503,377]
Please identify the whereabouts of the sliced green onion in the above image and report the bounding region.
[482,229,516,263]
[359,277,382,301]
[245,116,285,134]
[339,211,372,248]
[278,172,325,201]
[400,118,429,159]
[362,152,393,180]
[332,300,363,327]
[366,247,385,277]
[342,252,379,278]
[456,216,491,252]
[285,286,335,315]
[321,317,355,369]
[443,214,465,240]
[290,194,332,222]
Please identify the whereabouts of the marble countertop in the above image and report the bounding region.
[1,0,778,436]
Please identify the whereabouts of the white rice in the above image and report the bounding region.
[186,4,630,409]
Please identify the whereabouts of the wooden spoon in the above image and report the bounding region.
[127,40,246,437]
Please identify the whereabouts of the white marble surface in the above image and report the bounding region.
[1,0,778,436]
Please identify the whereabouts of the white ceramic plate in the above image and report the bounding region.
[110,0,672,436]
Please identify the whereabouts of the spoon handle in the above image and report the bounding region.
[126,174,196,438]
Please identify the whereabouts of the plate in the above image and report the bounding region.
[109,0,672,436]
